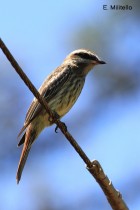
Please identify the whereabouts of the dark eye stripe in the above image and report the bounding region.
[75,52,97,60]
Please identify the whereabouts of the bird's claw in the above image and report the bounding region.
[55,125,59,133]
[48,111,67,133]
[55,122,67,133]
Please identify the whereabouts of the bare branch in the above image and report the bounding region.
[87,160,129,210]
[0,38,129,210]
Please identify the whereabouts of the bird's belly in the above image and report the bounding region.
[56,96,76,116]
[49,80,84,117]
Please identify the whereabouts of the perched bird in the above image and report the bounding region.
[16,49,106,183]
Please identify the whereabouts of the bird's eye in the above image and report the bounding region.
[75,52,97,61]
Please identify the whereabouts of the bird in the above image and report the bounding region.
[16,48,106,183]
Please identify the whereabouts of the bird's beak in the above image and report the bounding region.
[98,60,106,64]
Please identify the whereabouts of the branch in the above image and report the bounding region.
[87,160,128,210]
[0,38,129,210]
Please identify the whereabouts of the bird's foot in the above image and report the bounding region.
[48,111,67,133]
[48,111,60,124]
[55,122,67,133]
[55,125,59,133]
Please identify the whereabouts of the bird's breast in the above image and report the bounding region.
[49,77,85,117]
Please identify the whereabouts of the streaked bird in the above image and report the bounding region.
[16,49,106,183]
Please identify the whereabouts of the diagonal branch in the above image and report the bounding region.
[0,38,129,210]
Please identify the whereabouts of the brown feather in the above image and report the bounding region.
[17,133,26,146]
[16,146,31,183]
[16,131,35,183]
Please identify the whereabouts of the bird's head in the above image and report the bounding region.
[64,49,106,75]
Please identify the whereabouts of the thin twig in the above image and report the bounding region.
[0,38,129,210]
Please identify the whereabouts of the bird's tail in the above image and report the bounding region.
[16,131,35,184]
[16,145,31,184]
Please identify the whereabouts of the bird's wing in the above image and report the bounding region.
[18,65,71,136]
